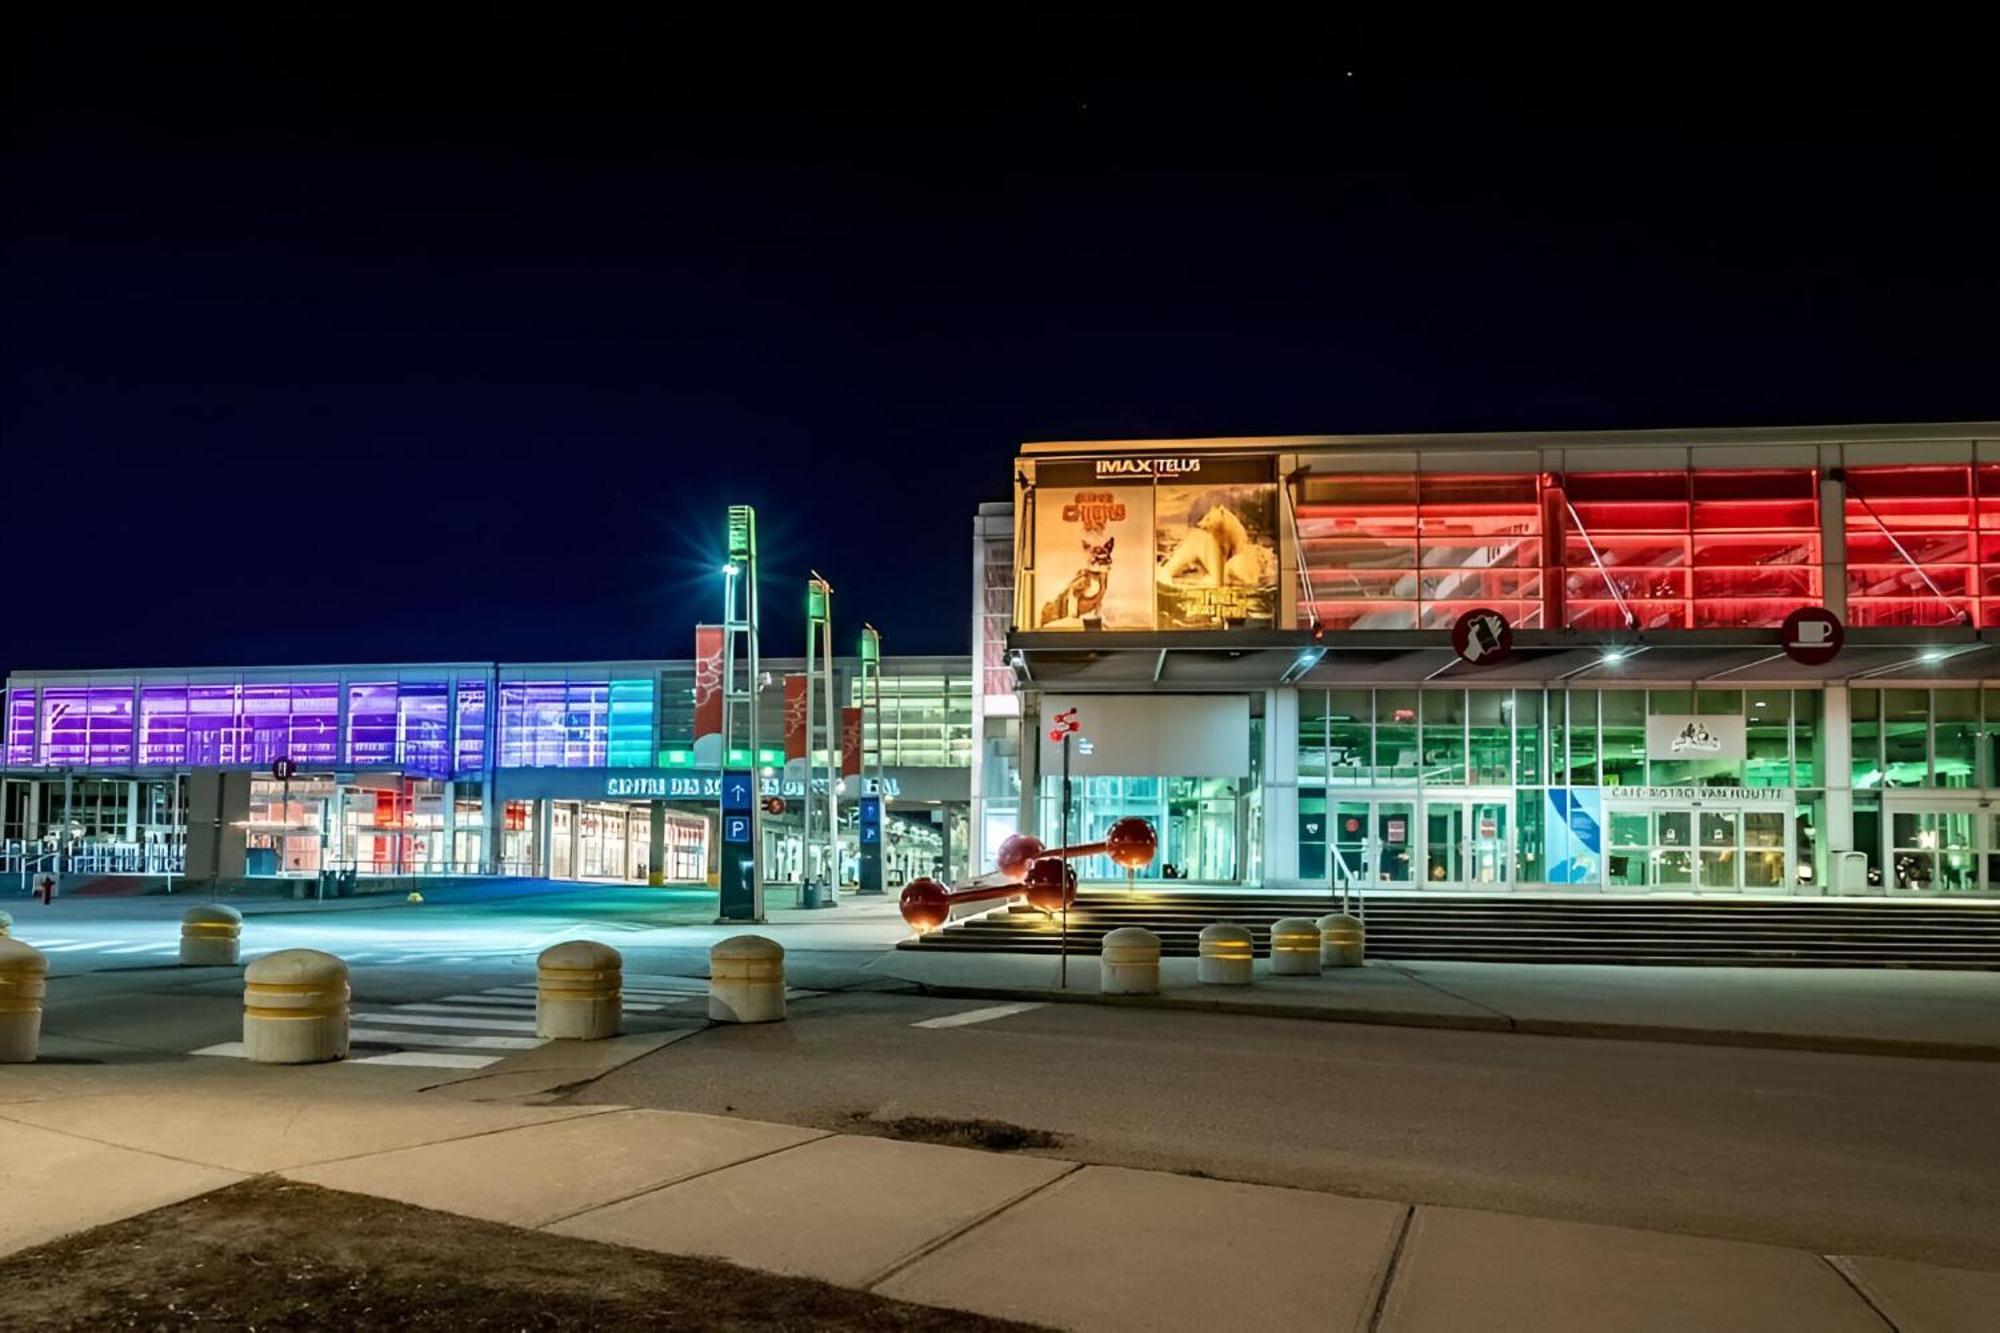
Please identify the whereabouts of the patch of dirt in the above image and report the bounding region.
[0,1177,1041,1331]
[848,1113,1065,1153]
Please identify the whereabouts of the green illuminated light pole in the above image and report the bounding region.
[803,572,839,908]
[718,505,763,922]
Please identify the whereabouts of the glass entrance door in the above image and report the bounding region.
[1884,798,1982,893]
[1605,802,1791,893]
[1331,798,1416,889]
[1424,797,1512,888]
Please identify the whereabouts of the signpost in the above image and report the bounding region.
[1048,707,1082,987]
[272,757,294,884]
[718,505,765,923]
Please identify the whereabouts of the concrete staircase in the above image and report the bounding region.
[896,892,2000,968]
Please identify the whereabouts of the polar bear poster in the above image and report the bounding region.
[1154,481,1278,629]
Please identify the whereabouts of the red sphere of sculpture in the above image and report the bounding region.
[1104,816,1159,870]
[899,877,951,932]
[994,833,1047,882]
[1022,857,1077,913]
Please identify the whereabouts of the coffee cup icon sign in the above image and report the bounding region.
[1780,607,1844,666]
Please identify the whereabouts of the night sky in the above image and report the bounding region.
[5,7,1994,674]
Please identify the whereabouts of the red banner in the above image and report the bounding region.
[783,675,808,761]
[841,706,863,777]
[693,625,724,746]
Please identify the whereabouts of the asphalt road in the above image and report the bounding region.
[580,988,2000,1271]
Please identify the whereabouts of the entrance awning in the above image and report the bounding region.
[1008,628,2000,690]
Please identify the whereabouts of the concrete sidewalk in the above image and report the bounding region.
[3,1060,1995,1331]
[874,950,2000,1060]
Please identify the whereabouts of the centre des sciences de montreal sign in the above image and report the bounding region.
[605,773,899,801]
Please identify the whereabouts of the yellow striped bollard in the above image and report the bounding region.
[537,940,622,1040]
[243,949,349,1063]
[0,937,48,1063]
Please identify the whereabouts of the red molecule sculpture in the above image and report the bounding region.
[898,876,951,933]
[1104,816,1157,869]
[993,833,1047,881]
[898,819,1158,932]
[1021,857,1077,914]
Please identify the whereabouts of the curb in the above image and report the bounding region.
[906,981,2000,1063]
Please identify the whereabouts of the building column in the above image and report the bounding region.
[1820,457,1848,620]
[536,799,554,878]
[1261,688,1300,887]
[648,799,667,886]
[1822,685,1854,890]
[25,780,41,842]
[125,780,139,842]
[1018,692,1042,838]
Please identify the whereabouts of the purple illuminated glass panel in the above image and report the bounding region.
[347,682,398,768]
[87,688,134,766]
[288,683,340,767]
[139,685,189,766]
[187,684,241,765]
[400,680,451,778]
[6,689,36,767]
[242,683,293,766]
[454,680,488,776]
[32,686,133,767]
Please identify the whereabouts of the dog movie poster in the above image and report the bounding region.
[1031,471,1155,631]
[1030,457,1278,631]
[1153,461,1279,629]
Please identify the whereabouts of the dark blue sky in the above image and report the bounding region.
[5,7,1995,673]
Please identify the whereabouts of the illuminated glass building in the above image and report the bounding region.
[978,422,2000,896]
[1,655,973,891]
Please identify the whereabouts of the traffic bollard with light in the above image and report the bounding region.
[0,937,49,1063]
[537,940,622,1040]
[180,904,243,966]
[709,935,785,1022]
[1100,927,1162,995]
[1197,923,1255,985]
[244,948,349,1064]
[1318,912,1365,968]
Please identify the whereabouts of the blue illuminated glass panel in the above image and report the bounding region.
[608,678,656,768]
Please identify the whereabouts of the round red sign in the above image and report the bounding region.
[1449,607,1513,665]
[1780,606,1844,666]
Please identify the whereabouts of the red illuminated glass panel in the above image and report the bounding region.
[1845,466,1974,626]
[1296,473,1542,630]
[1563,469,1818,629]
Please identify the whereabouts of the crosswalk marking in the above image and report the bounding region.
[350,1012,539,1033]
[348,1026,542,1050]
[398,1001,543,1018]
[351,1051,499,1069]
[912,1002,1046,1030]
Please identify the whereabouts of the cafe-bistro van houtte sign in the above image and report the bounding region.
[1030,456,1281,632]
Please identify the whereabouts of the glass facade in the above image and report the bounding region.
[1295,685,1824,892]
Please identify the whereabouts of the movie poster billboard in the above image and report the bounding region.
[1028,456,1280,632]
[1029,462,1155,630]
[1152,458,1279,630]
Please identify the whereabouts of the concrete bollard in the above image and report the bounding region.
[1197,923,1255,986]
[244,948,349,1064]
[0,937,49,1063]
[1318,912,1365,968]
[0,909,11,937]
[1270,917,1323,975]
[536,940,623,1040]
[1100,927,1162,995]
[709,935,785,1023]
[180,904,243,966]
